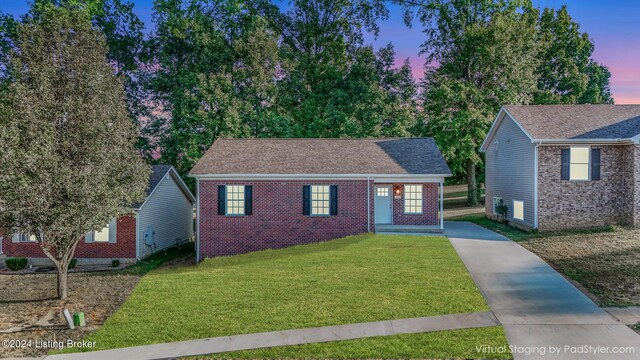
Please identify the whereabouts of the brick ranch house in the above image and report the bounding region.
[481,105,640,231]
[189,138,451,260]
[0,165,195,265]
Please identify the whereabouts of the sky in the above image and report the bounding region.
[2,0,639,103]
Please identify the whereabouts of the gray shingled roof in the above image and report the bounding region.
[131,165,174,209]
[504,105,640,140]
[190,138,452,176]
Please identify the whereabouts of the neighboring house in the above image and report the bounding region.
[190,138,451,260]
[0,165,195,265]
[481,105,640,231]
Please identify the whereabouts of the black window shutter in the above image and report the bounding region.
[245,185,253,215]
[330,185,338,215]
[561,149,570,180]
[303,185,311,215]
[218,185,226,215]
[591,148,601,181]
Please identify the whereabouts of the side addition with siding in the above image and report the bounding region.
[484,113,537,229]
[137,170,195,259]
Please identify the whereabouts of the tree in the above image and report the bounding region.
[0,7,149,299]
[535,5,612,104]
[407,0,540,205]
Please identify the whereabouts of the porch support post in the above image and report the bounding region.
[439,181,444,229]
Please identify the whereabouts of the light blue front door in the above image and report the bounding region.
[374,185,392,224]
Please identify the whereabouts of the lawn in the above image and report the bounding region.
[63,234,510,358]
[519,227,640,307]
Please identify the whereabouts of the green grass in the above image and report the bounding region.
[63,234,509,358]
[443,188,485,199]
[450,213,615,242]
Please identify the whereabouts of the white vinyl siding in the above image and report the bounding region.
[311,185,330,215]
[513,200,524,221]
[404,184,423,214]
[484,115,536,228]
[570,147,590,181]
[225,185,245,215]
[137,171,195,259]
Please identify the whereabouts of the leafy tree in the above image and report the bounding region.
[407,0,540,205]
[535,5,612,104]
[0,7,149,299]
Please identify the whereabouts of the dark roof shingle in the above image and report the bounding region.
[190,138,451,176]
[503,104,640,140]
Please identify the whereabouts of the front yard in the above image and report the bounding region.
[62,234,510,358]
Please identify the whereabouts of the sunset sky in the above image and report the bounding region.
[2,0,638,103]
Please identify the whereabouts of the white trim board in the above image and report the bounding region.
[189,174,449,183]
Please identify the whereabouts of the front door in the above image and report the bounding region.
[374,185,392,224]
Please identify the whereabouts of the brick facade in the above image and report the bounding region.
[197,180,440,259]
[1,215,137,260]
[537,145,640,231]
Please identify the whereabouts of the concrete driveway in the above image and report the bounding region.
[444,221,640,360]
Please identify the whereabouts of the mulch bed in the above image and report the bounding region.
[0,272,139,358]
[519,227,640,307]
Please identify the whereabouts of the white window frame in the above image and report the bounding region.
[404,184,423,214]
[311,185,330,216]
[226,185,246,216]
[512,200,524,221]
[492,197,502,215]
[376,187,389,197]
[569,146,591,181]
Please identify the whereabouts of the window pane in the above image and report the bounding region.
[403,184,423,214]
[570,147,589,164]
[570,163,589,181]
[95,226,110,242]
[513,200,524,220]
[226,185,245,215]
[311,185,330,215]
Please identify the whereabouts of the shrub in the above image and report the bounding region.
[5,257,28,271]
[68,259,78,269]
[112,259,120,268]
[495,199,509,223]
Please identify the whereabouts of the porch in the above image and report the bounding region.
[375,224,444,234]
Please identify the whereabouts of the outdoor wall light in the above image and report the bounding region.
[394,184,403,198]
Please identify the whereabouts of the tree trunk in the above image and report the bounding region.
[56,263,68,299]
[467,159,479,207]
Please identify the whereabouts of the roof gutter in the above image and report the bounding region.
[534,138,634,145]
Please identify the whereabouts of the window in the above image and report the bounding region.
[94,225,110,242]
[311,185,330,215]
[226,185,245,215]
[14,233,37,242]
[376,187,389,196]
[492,197,502,215]
[513,200,524,221]
[570,147,590,181]
[404,184,423,214]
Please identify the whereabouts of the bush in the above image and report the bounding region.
[495,199,509,223]
[68,259,78,269]
[5,257,28,271]
[112,259,120,268]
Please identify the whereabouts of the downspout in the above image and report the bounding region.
[534,143,539,229]
[195,178,200,264]
[135,211,140,260]
[439,181,444,229]
[367,176,371,233]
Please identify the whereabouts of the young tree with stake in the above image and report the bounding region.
[0,6,149,299]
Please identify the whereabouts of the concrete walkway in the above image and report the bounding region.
[45,311,498,360]
[445,221,640,360]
